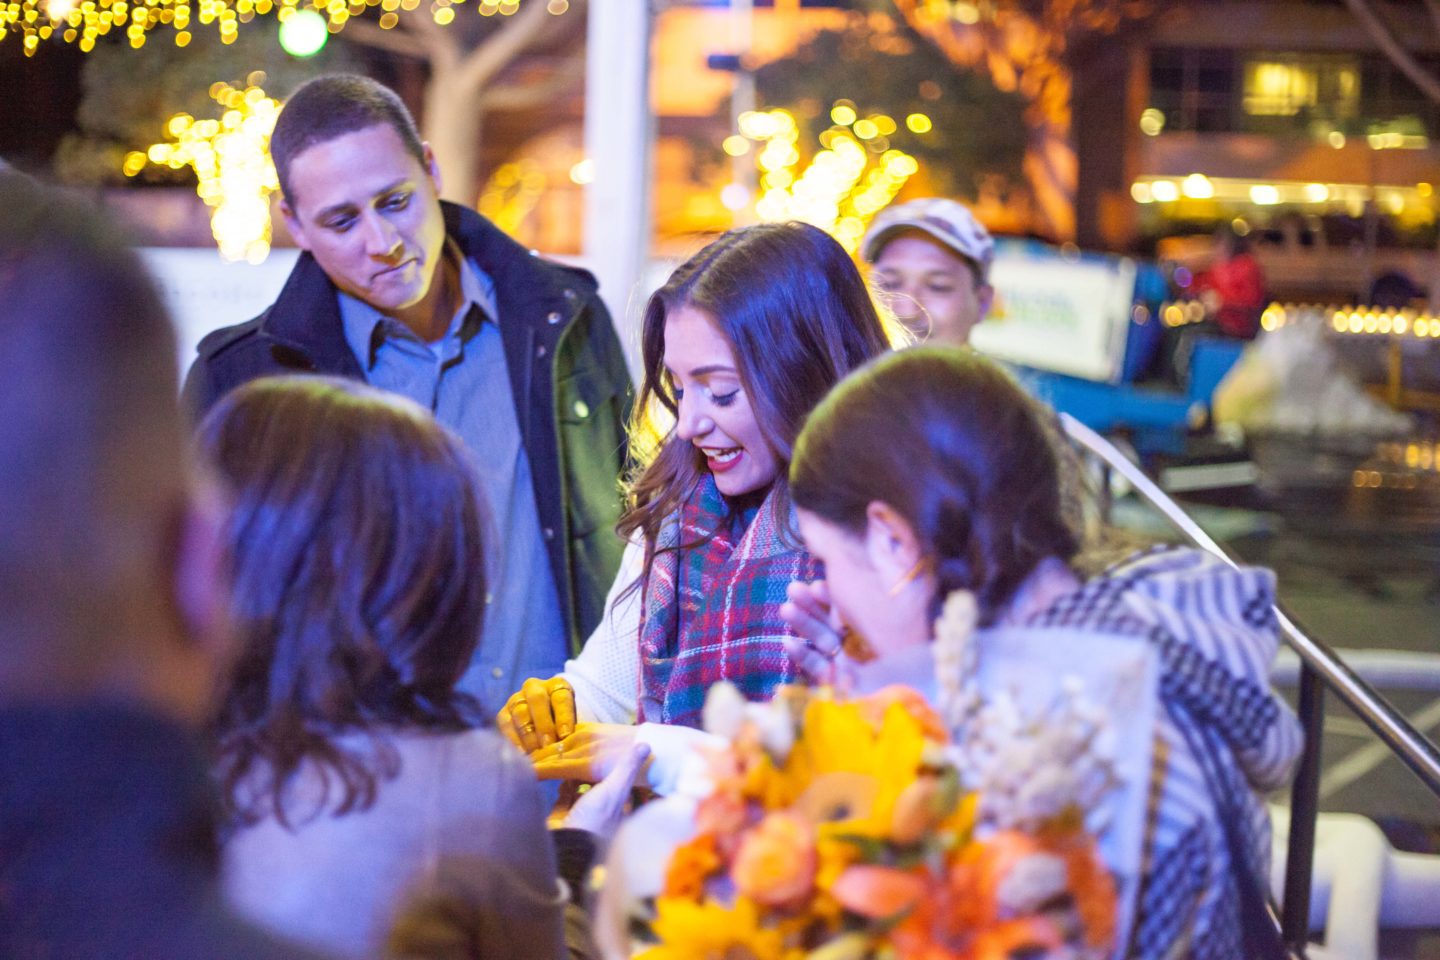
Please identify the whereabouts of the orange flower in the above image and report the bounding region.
[696,786,748,839]
[891,892,969,960]
[662,832,723,901]
[946,831,1044,933]
[855,685,949,743]
[1061,833,1118,949]
[890,773,946,845]
[829,865,928,921]
[947,829,1117,955]
[971,917,1063,960]
[731,812,818,909]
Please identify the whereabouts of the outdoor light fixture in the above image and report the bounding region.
[1149,180,1179,202]
[1249,184,1281,205]
[278,8,327,57]
[1181,173,1214,199]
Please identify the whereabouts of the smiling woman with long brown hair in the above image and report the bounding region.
[496,222,893,786]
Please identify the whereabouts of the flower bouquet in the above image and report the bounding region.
[626,669,1119,960]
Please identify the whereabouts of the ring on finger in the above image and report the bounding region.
[806,638,838,661]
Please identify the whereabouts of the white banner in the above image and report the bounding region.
[971,244,1137,383]
[139,247,299,374]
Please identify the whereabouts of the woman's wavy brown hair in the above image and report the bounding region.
[617,222,891,556]
[200,376,488,827]
[790,348,1080,625]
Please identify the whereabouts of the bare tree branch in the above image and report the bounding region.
[337,16,434,60]
[1425,0,1440,40]
[1343,0,1440,104]
[478,54,584,111]
[403,11,461,72]
[456,0,578,93]
[336,17,432,61]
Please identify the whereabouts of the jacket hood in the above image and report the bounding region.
[1063,546,1302,792]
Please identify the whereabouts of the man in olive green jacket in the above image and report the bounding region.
[183,75,631,710]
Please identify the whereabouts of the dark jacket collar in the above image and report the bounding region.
[258,202,583,371]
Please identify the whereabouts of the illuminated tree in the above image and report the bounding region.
[53,24,347,185]
[753,15,1029,202]
[890,0,1152,239]
[1,0,583,204]
[337,0,584,203]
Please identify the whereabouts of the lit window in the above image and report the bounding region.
[1243,62,1317,116]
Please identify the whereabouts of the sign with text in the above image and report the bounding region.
[971,244,1137,383]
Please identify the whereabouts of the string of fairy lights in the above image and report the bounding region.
[0,0,547,55]
[9,0,923,261]
[129,75,281,263]
[732,101,923,253]
[1160,300,1440,340]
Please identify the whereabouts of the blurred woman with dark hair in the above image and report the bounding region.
[497,222,893,786]
[203,375,644,960]
[781,347,1301,958]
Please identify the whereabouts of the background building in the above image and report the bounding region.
[1074,0,1440,302]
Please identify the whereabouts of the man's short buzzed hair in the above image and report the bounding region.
[270,74,426,204]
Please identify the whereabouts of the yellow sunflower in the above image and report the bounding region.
[638,895,788,960]
[761,698,929,829]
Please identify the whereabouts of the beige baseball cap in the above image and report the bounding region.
[861,198,995,282]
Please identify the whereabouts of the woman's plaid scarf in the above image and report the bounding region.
[636,476,821,727]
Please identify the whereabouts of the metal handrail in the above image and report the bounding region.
[1059,413,1440,952]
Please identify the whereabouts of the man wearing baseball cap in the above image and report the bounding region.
[861,197,995,345]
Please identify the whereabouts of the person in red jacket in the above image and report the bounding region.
[1194,226,1266,339]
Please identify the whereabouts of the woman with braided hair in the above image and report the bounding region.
[780,346,1301,959]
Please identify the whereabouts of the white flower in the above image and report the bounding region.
[933,589,980,731]
[937,589,978,643]
[949,674,1119,833]
[995,852,1068,917]
[1013,765,1081,825]
[745,700,796,761]
[702,681,747,739]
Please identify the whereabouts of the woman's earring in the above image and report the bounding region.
[887,558,929,598]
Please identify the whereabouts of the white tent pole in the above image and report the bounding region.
[583,0,654,380]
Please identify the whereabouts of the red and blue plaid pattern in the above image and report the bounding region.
[636,477,821,728]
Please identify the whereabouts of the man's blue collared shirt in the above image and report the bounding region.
[338,255,566,713]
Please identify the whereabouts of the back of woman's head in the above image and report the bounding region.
[622,222,891,540]
[200,375,487,823]
[791,348,1078,623]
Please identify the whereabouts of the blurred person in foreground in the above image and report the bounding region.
[201,375,645,960]
[861,197,995,345]
[0,178,321,959]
